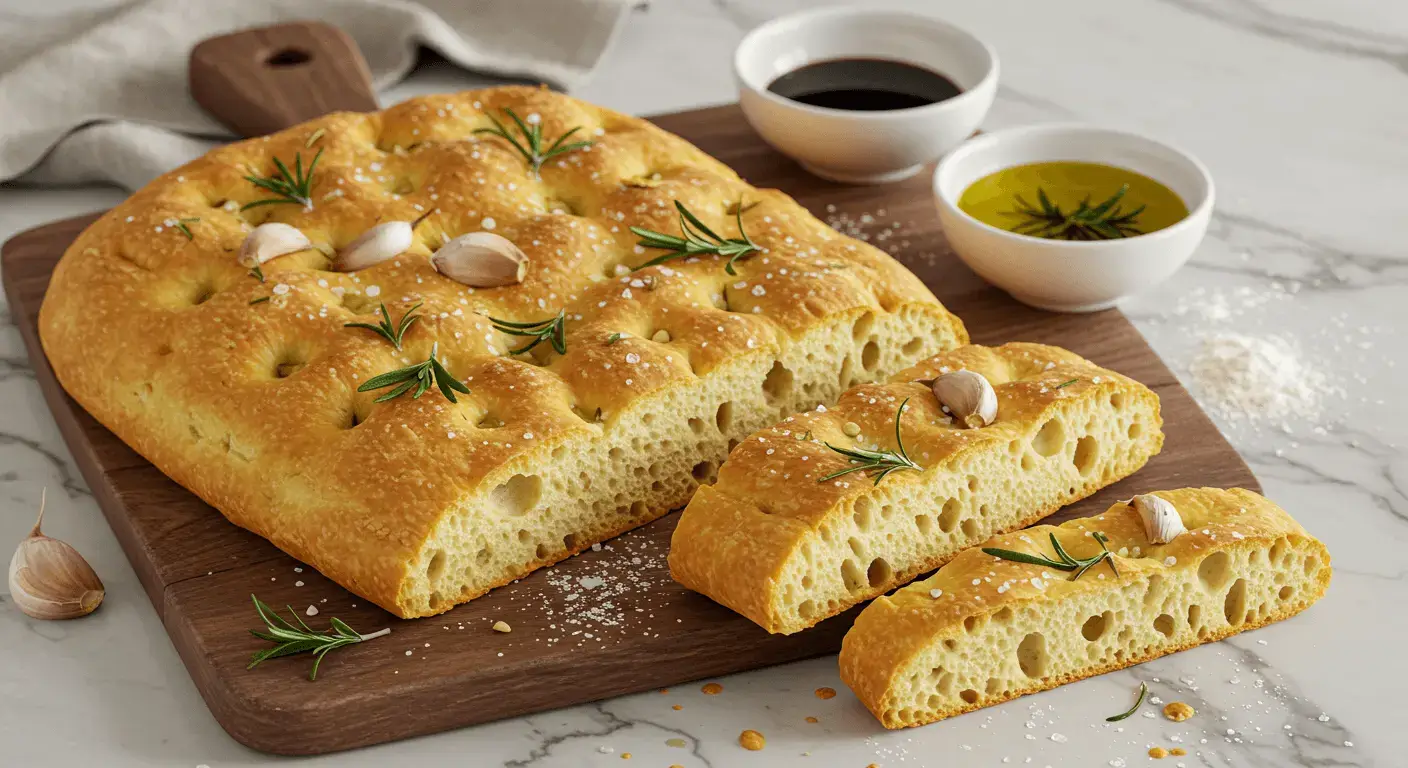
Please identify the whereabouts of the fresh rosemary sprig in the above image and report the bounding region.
[357,342,470,403]
[345,302,421,351]
[818,398,922,485]
[173,217,199,240]
[473,108,592,176]
[1004,186,1145,241]
[246,594,390,681]
[242,149,323,210]
[631,201,760,276]
[983,531,1120,581]
[489,309,567,355]
[1106,681,1148,722]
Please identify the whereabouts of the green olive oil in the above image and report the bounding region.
[958,162,1188,240]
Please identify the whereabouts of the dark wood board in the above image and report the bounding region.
[0,104,1257,756]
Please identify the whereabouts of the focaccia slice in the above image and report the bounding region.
[669,342,1163,634]
[840,488,1331,728]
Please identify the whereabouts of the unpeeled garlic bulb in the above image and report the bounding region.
[932,369,998,428]
[1130,493,1186,544]
[335,210,435,272]
[8,490,104,620]
[432,232,528,287]
[239,222,310,266]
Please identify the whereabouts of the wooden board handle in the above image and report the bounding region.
[189,21,378,138]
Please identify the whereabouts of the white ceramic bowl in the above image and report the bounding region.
[735,8,998,184]
[934,125,1214,312]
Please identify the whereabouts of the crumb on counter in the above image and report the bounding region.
[1163,701,1195,722]
[701,682,723,695]
[739,729,765,751]
[815,686,837,700]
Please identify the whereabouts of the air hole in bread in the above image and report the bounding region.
[966,475,979,492]
[1073,436,1098,475]
[1224,578,1248,625]
[715,401,734,433]
[1270,538,1288,565]
[1278,585,1294,600]
[959,689,979,705]
[1304,555,1320,575]
[426,549,446,581]
[853,497,875,529]
[1017,632,1048,678]
[688,417,706,435]
[937,498,961,533]
[959,518,979,539]
[535,543,550,560]
[1110,391,1127,409]
[563,532,580,551]
[848,537,865,557]
[962,615,981,633]
[762,361,794,403]
[156,343,174,357]
[861,341,880,371]
[190,283,216,306]
[1153,613,1175,637]
[629,501,648,518]
[1187,603,1203,629]
[491,473,542,516]
[1032,418,1065,457]
[1081,611,1111,641]
[691,460,717,484]
[901,337,923,356]
[1128,421,1144,439]
[799,599,817,619]
[993,607,1013,623]
[1198,551,1232,592]
[1020,454,1036,471]
[1008,439,1022,456]
[867,558,892,588]
[1143,574,1166,609]
[915,514,933,535]
[838,356,855,388]
[841,559,865,592]
[852,311,875,342]
[727,438,740,454]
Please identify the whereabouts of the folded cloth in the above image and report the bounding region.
[0,0,633,190]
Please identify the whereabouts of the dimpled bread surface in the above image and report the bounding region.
[38,86,967,618]
[669,342,1163,634]
[840,488,1331,728]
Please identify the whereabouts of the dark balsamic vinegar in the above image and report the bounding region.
[766,58,963,111]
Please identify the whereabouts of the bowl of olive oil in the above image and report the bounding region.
[934,125,1213,312]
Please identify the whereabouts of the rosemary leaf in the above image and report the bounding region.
[489,310,567,355]
[249,264,265,283]
[1053,379,1079,389]
[983,531,1119,581]
[174,217,199,240]
[357,342,468,404]
[818,398,921,485]
[631,201,760,275]
[473,108,592,177]
[345,302,421,351]
[246,594,390,681]
[242,149,322,211]
[1106,681,1148,722]
[249,296,271,305]
[1003,185,1146,241]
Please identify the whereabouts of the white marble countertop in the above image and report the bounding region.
[1,0,1403,766]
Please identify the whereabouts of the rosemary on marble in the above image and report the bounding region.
[631,201,759,276]
[345,302,421,351]
[1004,186,1145,240]
[242,149,322,210]
[1106,681,1148,722]
[246,594,390,681]
[983,531,1120,581]
[489,309,567,355]
[474,108,591,176]
[357,342,470,403]
[818,398,922,485]
[173,217,199,240]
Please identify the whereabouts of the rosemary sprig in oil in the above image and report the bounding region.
[818,398,922,485]
[242,149,322,210]
[357,342,469,403]
[983,531,1120,581]
[246,594,390,681]
[1106,681,1148,722]
[1005,186,1145,240]
[473,108,592,176]
[489,310,567,355]
[345,302,421,351]
[631,201,759,275]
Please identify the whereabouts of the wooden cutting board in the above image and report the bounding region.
[1,104,1257,756]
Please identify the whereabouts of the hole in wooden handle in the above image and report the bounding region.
[264,48,312,68]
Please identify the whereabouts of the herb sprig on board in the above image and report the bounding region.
[632,201,759,276]
[1004,185,1145,240]
[983,531,1120,581]
[345,302,422,351]
[357,342,470,403]
[818,398,922,485]
[246,594,389,681]
[1106,681,1148,722]
[242,149,322,210]
[474,108,591,177]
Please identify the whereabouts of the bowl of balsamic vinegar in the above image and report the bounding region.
[735,8,998,184]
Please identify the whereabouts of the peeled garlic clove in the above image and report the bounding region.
[1131,493,1186,544]
[8,490,104,620]
[335,210,435,272]
[239,222,310,267]
[432,232,528,287]
[932,369,997,428]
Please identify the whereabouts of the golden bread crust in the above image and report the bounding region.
[669,342,1163,633]
[840,487,1332,727]
[39,86,966,617]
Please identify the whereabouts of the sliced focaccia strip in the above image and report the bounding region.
[669,342,1163,634]
[840,487,1331,729]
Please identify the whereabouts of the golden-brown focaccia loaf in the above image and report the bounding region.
[841,488,1331,728]
[39,86,967,618]
[669,342,1163,634]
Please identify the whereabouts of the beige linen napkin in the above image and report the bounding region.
[0,0,632,190]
